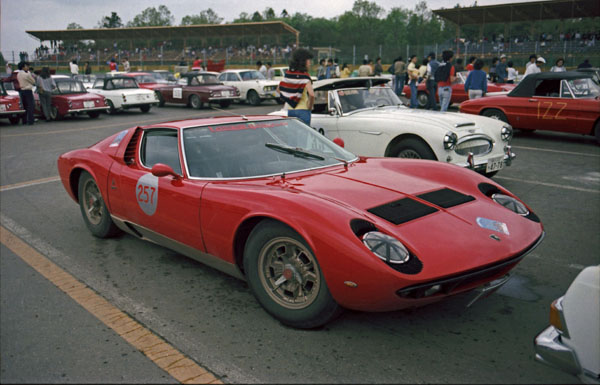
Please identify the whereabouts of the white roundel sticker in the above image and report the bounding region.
[136,174,158,215]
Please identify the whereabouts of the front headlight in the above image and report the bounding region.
[501,125,513,141]
[443,131,458,150]
[362,231,410,264]
[492,193,529,216]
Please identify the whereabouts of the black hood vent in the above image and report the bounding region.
[417,188,474,208]
[368,198,438,225]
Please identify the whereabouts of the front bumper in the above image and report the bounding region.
[259,90,279,99]
[454,145,516,173]
[0,109,25,116]
[534,326,582,377]
[208,96,239,102]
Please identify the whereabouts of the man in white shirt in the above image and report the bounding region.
[523,57,545,78]
[69,59,79,76]
[257,61,267,77]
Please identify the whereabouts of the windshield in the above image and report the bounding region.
[190,74,220,85]
[73,74,96,83]
[240,71,265,81]
[109,78,138,89]
[183,119,356,178]
[337,87,403,113]
[56,80,86,94]
[567,78,600,98]
[134,75,156,84]
[152,72,176,83]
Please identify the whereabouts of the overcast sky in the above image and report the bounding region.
[1,0,539,57]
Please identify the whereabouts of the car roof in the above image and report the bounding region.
[509,71,594,97]
[221,69,257,73]
[126,72,152,76]
[141,115,286,130]
[313,77,391,91]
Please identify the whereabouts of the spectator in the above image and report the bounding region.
[84,61,92,75]
[121,58,130,72]
[317,59,326,80]
[358,59,372,77]
[525,54,537,69]
[5,62,12,74]
[69,59,79,76]
[35,66,56,121]
[407,55,419,108]
[257,61,267,77]
[425,52,439,110]
[266,62,275,80]
[192,56,202,69]
[394,56,406,96]
[278,48,314,126]
[436,50,455,112]
[496,55,508,83]
[374,57,383,77]
[506,61,518,84]
[418,58,428,83]
[340,63,351,78]
[108,57,117,72]
[17,61,36,125]
[333,58,340,78]
[325,58,335,79]
[455,58,464,72]
[464,59,487,99]
[551,58,566,72]
[466,56,476,71]
[577,59,592,69]
[489,57,499,83]
[523,57,545,78]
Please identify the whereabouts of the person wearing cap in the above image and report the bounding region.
[495,55,508,83]
[523,56,546,78]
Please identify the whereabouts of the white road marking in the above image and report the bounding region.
[512,145,600,158]
[527,253,586,271]
[495,176,600,194]
[561,172,600,186]
[0,176,61,192]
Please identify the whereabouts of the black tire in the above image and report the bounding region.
[482,108,508,123]
[8,116,20,125]
[106,100,116,115]
[484,171,498,178]
[87,111,100,119]
[244,220,342,329]
[189,94,203,109]
[594,120,600,145]
[78,172,120,238]
[247,90,261,106]
[417,92,428,108]
[389,138,436,160]
[219,100,231,108]
[140,105,151,113]
[155,91,165,107]
[50,105,62,120]
[276,97,285,105]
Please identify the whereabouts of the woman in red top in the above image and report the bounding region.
[466,56,476,71]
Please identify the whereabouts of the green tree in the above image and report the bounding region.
[251,11,263,22]
[234,12,250,23]
[181,9,223,25]
[67,22,83,30]
[97,12,123,28]
[281,9,289,18]
[128,5,174,27]
[263,8,276,20]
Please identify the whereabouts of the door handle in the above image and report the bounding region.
[528,99,538,102]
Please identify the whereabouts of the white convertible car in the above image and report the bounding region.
[89,76,158,114]
[271,77,515,177]
[217,69,280,105]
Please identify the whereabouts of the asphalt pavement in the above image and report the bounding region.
[1,101,598,383]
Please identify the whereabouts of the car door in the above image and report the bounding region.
[525,78,572,131]
[311,90,341,138]
[108,128,207,251]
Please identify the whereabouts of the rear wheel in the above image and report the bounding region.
[155,91,165,107]
[87,111,100,119]
[482,108,508,123]
[389,138,436,160]
[140,105,151,113]
[219,100,231,108]
[417,92,428,108]
[594,120,600,145]
[50,105,62,120]
[106,100,116,115]
[189,94,203,109]
[78,172,120,238]
[247,90,261,106]
[244,220,342,329]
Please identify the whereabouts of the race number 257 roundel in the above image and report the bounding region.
[136,174,159,215]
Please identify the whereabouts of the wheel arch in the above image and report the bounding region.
[480,107,511,123]
[68,165,97,204]
[384,133,438,160]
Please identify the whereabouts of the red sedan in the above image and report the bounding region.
[37,77,108,120]
[403,71,515,108]
[154,72,239,109]
[0,81,24,124]
[123,72,164,91]
[460,72,600,142]
[58,115,544,328]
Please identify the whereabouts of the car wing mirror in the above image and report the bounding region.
[151,163,180,179]
[328,107,338,116]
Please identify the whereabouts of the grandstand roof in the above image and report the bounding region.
[26,21,299,43]
[433,0,600,26]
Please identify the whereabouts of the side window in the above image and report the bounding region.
[560,80,573,98]
[218,73,227,82]
[534,79,560,97]
[228,73,238,82]
[190,77,199,86]
[140,130,182,175]
[105,80,114,90]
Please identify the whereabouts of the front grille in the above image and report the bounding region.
[455,137,493,156]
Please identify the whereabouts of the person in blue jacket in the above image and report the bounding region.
[464,59,487,100]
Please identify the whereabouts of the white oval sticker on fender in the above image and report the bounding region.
[136,174,159,215]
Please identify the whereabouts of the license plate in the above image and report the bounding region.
[84,101,95,108]
[486,156,504,173]
[222,91,230,97]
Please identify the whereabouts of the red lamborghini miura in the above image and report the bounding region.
[58,115,544,328]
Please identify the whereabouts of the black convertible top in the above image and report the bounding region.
[509,71,594,97]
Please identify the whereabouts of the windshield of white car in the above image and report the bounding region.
[183,119,356,179]
[55,80,86,94]
[567,78,600,98]
[108,78,139,89]
[337,87,403,113]
[240,71,266,81]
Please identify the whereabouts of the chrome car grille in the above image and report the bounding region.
[455,137,493,156]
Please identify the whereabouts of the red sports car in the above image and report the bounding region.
[0,81,24,124]
[36,77,109,120]
[403,71,515,108]
[57,115,544,328]
[123,72,164,91]
[154,72,240,109]
[459,72,600,142]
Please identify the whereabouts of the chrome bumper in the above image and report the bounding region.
[122,102,158,109]
[208,96,239,101]
[534,326,582,377]
[458,145,516,172]
[67,107,110,113]
[0,109,25,116]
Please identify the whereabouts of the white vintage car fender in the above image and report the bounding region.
[89,88,157,109]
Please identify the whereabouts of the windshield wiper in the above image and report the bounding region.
[265,143,325,160]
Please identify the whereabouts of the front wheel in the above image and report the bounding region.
[106,100,116,115]
[189,94,203,109]
[482,108,508,123]
[140,105,151,113]
[244,220,342,329]
[417,92,428,108]
[78,172,120,238]
[247,90,261,106]
[50,105,62,120]
[155,91,165,107]
[389,138,436,160]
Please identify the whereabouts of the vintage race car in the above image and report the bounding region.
[403,71,515,108]
[36,77,108,120]
[0,81,24,124]
[459,72,600,143]
[89,76,158,114]
[534,265,599,384]
[123,72,164,91]
[154,71,240,109]
[271,77,515,177]
[57,115,544,328]
[217,69,280,105]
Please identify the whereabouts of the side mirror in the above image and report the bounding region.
[328,107,338,116]
[151,163,180,179]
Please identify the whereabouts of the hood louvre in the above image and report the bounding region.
[368,198,438,225]
[417,188,475,208]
